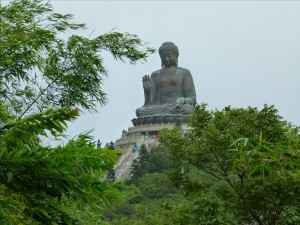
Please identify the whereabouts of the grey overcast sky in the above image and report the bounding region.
[45,1,300,145]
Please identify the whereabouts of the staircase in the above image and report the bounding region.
[113,123,190,180]
[114,135,157,180]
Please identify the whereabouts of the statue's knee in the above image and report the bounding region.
[136,107,143,117]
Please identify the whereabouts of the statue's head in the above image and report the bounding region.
[159,42,179,67]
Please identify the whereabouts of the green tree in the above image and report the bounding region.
[160,103,300,225]
[129,144,149,182]
[144,144,176,173]
[0,0,154,117]
[139,144,149,164]
[105,141,115,150]
[129,144,177,183]
[107,168,116,183]
[0,0,154,224]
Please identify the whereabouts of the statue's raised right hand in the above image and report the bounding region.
[143,75,151,83]
[143,75,151,93]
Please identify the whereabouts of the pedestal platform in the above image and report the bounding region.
[131,115,188,126]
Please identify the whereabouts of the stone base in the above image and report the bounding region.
[114,122,191,150]
[131,115,188,126]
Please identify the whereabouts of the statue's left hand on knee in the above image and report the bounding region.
[176,97,185,108]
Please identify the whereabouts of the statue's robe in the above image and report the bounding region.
[136,67,196,117]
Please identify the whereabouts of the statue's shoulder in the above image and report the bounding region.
[151,69,161,78]
[177,67,191,75]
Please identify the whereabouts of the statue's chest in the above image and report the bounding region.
[159,76,180,99]
[159,76,177,88]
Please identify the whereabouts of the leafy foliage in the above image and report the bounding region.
[107,169,117,183]
[102,145,238,225]
[0,0,154,223]
[128,144,175,184]
[0,105,121,224]
[160,103,300,225]
[138,144,149,164]
[129,144,149,183]
[101,145,181,225]
[0,0,155,117]
[105,141,115,150]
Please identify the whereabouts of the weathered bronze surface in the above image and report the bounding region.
[134,42,196,125]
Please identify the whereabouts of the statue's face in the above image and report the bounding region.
[160,51,177,67]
